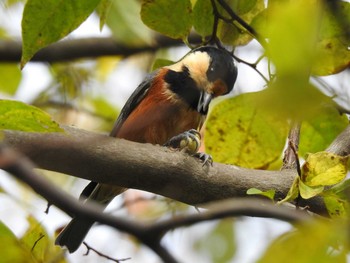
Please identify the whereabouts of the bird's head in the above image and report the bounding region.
[164,46,238,115]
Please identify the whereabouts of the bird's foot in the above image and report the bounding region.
[164,129,212,166]
[164,129,201,154]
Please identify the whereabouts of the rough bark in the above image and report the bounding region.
[3,125,337,215]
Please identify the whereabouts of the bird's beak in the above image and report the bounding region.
[197,91,213,115]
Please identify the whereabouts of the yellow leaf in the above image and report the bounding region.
[96,56,121,82]
[302,152,348,187]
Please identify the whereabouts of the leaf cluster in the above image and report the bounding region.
[0,216,66,263]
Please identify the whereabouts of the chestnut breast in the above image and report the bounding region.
[115,69,203,144]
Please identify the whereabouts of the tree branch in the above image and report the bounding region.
[326,124,350,156]
[282,121,301,172]
[2,125,329,215]
[83,242,131,262]
[0,144,178,263]
[0,143,312,263]
[0,36,201,63]
[215,0,266,47]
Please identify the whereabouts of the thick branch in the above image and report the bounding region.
[0,145,177,263]
[0,144,311,263]
[0,36,200,63]
[326,124,350,156]
[3,126,328,214]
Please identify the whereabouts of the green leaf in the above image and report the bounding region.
[324,179,350,198]
[258,220,347,263]
[193,0,214,37]
[299,179,324,199]
[323,194,348,218]
[21,0,101,67]
[299,106,348,156]
[301,152,348,187]
[217,22,243,45]
[262,1,329,117]
[194,220,235,263]
[250,7,266,35]
[267,1,320,73]
[0,100,63,132]
[97,0,112,31]
[227,0,257,15]
[258,1,349,76]
[88,96,119,120]
[48,63,91,99]
[260,82,332,121]
[141,0,192,39]
[277,176,300,204]
[21,216,49,262]
[217,0,258,17]
[313,37,350,76]
[0,63,21,95]
[322,180,350,218]
[312,1,350,75]
[151,58,174,71]
[205,92,288,168]
[0,221,35,263]
[217,0,264,46]
[246,188,275,200]
[107,0,152,46]
[21,216,67,263]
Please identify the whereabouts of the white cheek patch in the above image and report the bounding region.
[166,51,211,91]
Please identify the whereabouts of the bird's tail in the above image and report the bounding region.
[55,217,94,253]
[55,183,126,253]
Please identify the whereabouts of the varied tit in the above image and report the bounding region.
[55,46,238,252]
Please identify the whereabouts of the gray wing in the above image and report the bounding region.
[109,70,158,137]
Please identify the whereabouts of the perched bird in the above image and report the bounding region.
[55,46,238,252]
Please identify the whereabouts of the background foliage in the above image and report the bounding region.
[0,0,349,262]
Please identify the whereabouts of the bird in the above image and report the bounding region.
[55,46,238,253]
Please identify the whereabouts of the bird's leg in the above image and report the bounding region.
[164,129,201,153]
[164,129,213,166]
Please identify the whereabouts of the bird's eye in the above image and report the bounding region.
[209,66,215,72]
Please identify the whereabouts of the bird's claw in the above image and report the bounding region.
[193,152,213,166]
[165,129,213,166]
[164,129,201,154]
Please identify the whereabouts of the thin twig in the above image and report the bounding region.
[146,198,312,236]
[44,202,51,214]
[31,234,45,252]
[232,53,269,83]
[208,0,220,45]
[215,0,266,47]
[83,242,131,263]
